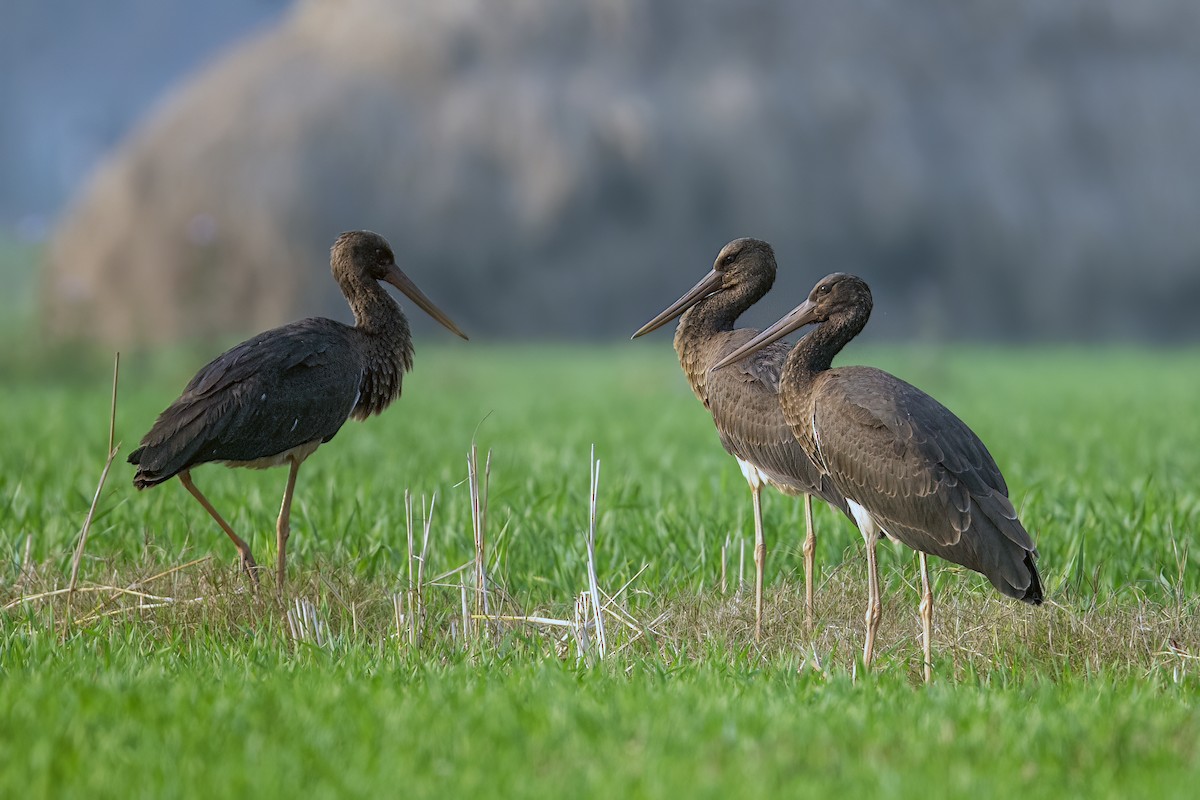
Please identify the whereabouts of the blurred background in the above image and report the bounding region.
[5,0,1200,346]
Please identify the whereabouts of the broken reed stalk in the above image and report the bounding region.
[459,576,470,647]
[416,493,435,647]
[79,555,212,622]
[586,444,607,660]
[405,490,417,646]
[467,444,491,625]
[574,591,593,664]
[738,535,746,591]
[68,352,121,610]
[392,593,404,641]
[400,491,437,648]
[720,534,730,595]
[287,597,330,649]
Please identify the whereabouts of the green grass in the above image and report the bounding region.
[3,338,1200,797]
[5,644,1198,798]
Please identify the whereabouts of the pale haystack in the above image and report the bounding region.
[44,0,1200,343]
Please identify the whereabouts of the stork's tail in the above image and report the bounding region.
[1021,552,1044,605]
[128,445,174,490]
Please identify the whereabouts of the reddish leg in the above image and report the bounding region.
[802,493,816,630]
[919,551,934,684]
[275,458,303,598]
[179,469,259,584]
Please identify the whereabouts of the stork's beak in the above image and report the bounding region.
[384,264,469,340]
[712,297,820,370]
[631,269,724,339]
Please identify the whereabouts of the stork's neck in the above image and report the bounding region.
[674,278,767,361]
[340,278,395,332]
[671,277,770,402]
[783,304,870,385]
[343,277,414,417]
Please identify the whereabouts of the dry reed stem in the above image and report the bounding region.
[427,561,473,586]
[485,450,656,663]
[7,584,166,609]
[80,556,213,621]
[720,534,729,595]
[405,491,416,645]
[75,595,209,625]
[401,491,437,648]
[67,352,121,611]
[467,444,491,625]
[738,536,745,590]
[471,614,573,628]
[416,493,434,646]
[392,593,404,641]
[459,576,470,645]
[598,563,651,626]
[287,597,330,648]
[585,445,607,660]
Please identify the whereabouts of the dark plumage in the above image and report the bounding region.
[715,271,1041,680]
[633,238,847,638]
[129,230,467,592]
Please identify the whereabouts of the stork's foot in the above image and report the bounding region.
[238,548,261,587]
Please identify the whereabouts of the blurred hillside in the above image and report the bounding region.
[32,0,1200,343]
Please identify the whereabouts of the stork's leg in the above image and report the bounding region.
[862,523,882,668]
[737,459,768,642]
[845,501,884,671]
[802,493,816,630]
[179,470,258,583]
[275,457,302,598]
[751,480,766,642]
[919,551,933,684]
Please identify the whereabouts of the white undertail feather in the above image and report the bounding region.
[846,499,872,536]
[736,458,768,491]
[847,499,890,543]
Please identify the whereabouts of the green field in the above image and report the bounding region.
[3,332,1200,797]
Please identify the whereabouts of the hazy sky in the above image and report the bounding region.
[0,0,288,237]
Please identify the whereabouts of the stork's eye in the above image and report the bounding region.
[818,284,832,295]
[721,253,737,267]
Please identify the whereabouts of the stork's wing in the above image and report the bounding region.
[706,330,846,511]
[813,366,1030,552]
[129,319,364,485]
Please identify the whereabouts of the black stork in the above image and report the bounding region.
[632,238,847,638]
[714,272,1041,680]
[129,230,467,594]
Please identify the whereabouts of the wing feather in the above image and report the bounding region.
[812,366,1035,566]
[705,330,846,512]
[130,319,364,486]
